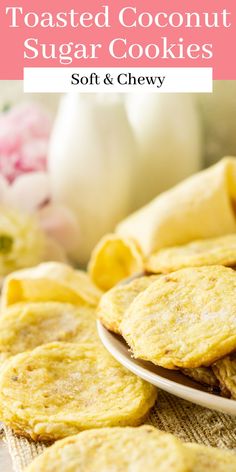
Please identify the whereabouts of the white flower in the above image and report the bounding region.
[0,206,46,276]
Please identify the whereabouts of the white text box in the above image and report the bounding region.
[24,67,212,93]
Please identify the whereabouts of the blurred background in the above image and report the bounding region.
[0,80,236,268]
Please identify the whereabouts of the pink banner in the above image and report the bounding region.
[0,0,235,79]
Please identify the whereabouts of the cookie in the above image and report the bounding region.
[2,262,102,308]
[213,354,236,399]
[186,442,236,471]
[25,426,192,472]
[0,342,157,441]
[97,275,158,334]
[121,266,236,369]
[181,367,219,389]
[0,302,99,361]
[146,234,236,274]
[88,234,144,291]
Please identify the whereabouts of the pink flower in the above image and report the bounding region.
[0,103,80,262]
[0,103,51,183]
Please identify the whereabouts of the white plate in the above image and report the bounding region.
[97,320,236,416]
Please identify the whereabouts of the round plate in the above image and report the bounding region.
[97,320,236,415]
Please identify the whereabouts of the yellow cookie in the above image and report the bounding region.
[213,354,236,399]
[146,234,236,274]
[181,368,219,389]
[0,302,99,361]
[186,442,236,472]
[88,234,144,291]
[97,275,159,334]
[1,262,102,309]
[121,266,236,369]
[0,342,157,441]
[25,426,192,472]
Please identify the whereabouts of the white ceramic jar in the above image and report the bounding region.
[48,94,137,265]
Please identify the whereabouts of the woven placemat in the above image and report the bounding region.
[3,389,236,471]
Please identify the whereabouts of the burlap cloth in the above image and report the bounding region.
[3,389,236,471]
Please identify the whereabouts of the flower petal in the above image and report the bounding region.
[0,103,51,183]
[0,175,8,202]
[4,172,50,213]
[38,204,80,254]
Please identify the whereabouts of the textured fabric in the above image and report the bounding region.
[4,426,46,472]
[148,391,236,449]
[3,390,236,471]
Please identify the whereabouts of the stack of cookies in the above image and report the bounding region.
[2,157,236,470]
[0,260,236,470]
[97,234,236,399]
[0,262,157,443]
